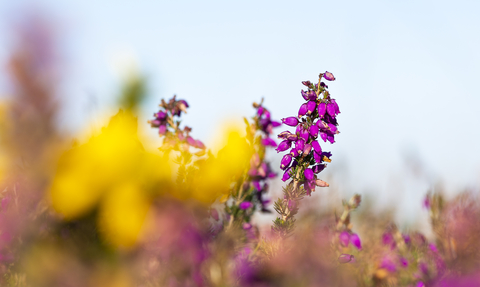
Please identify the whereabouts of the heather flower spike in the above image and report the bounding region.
[272,71,340,238]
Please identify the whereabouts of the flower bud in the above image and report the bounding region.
[317,102,326,118]
[306,100,316,115]
[303,143,312,155]
[261,137,277,147]
[195,139,206,149]
[315,179,329,187]
[323,71,335,81]
[239,201,253,210]
[289,148,299,157]
[311,140,322,154]
[187,136,196,146]
[295,139,305,152]
[155,111,167,120]
[298,103,308,117]
[276,140,291,153]
[309,125,319,138]
[282,167,293,182]
[280,154,292,170]
[327,103,336,117]
[299,128,309,142]
[350,233,362,250]
[281,117,299,127]
[312,164,325,174]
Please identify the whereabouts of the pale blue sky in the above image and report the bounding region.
[1,0,480,224]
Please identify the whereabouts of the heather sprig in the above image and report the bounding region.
[272,71,340,238]
[224,100,280,231]
[149,95,206,188]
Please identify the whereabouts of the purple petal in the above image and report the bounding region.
[307,90,317,101]
[257,106,264,116]
[155,111,167,120]
[301,81,311,87]
[328,123,337,134]
[211,209,219,221]
[304,168,314,180]
[252,181,262,191]
[327,133,335,144]
[281,117,299,127]
[331,99,340,114]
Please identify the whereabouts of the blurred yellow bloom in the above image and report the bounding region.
[49,110,171,248]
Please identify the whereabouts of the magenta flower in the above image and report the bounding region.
[304,168,314,180]
[338,254,354,264]
[276,140,291,153]
[281,117,299,127]
[323,71,336,81]
[298,103,307,117]
[350,233,362,250]
[280,154,292,170]
[239,202,253,210]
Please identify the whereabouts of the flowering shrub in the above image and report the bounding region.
[1,17,480,287]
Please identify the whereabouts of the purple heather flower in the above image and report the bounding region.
[306,100,316,115]
[295,139,305,152]
[282,167,293,182]
[302,81,312,87]
[327,103,336,117]
[428,243,438,253]
[286,133,298,141]
[150,119,161,127]
[311,140,322,154]
[261,137,277,147]
[298,103,308,117]
[416,282,425,287]
[338,254,354,264]
[299,128,309,142]
[403,234,411,245]
[304,168,314,180]
[423,196,431,209]
[158,125,167,135]
[239,201,253,210]
[155,111,167,120]
[323,71,336,81]
[317,102,326,118]
[303,143,312,154]
[271,121,281,127]
[313,151,322,163]
[309,125,319,138]
[350,233,362,250]
[280,154,292,170]
[400,257,409,268]
[278,130,293,139]
[304,180,316,195]
[301,90,309,101]
[339,231,350,247]
[312,164,326,174]
[306,90,317,101]
[331,99,340,114]
[281,117,299,127]
[276,140,291,153]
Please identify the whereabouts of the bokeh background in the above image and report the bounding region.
[1,0,479,227]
